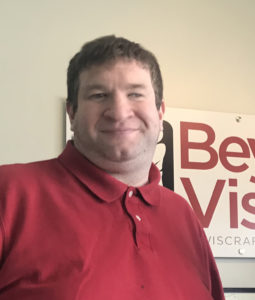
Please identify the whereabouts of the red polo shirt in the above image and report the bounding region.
[0,141,224,299]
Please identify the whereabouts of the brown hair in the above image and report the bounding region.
[67,35,163,112]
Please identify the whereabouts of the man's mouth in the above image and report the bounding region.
[100,127,139,136]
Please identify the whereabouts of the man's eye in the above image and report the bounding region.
[89,93,107,100]
[128,93,143,99]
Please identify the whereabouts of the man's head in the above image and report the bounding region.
[66,36,165,185]
[67,35,163,113]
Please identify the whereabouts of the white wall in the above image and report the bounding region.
[1,0,255,293]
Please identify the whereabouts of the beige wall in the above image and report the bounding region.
[1,0,255,292]
[1,0,254,164]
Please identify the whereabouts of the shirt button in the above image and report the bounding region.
[128,190,133,197]
[135,215,142,222]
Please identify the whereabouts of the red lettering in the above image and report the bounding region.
[219,137,250,172]
[241,192,255,229]
[180,177,225,227]
[229,179,238,228]
[180,122,218,170]
[247,138,255,158]
[229,192,238,228]
[250,176,255,184]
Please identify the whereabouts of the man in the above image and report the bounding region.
[0,36,225,299]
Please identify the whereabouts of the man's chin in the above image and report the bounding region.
[101,147,139,163]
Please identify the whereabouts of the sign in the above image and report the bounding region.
[66,107,255,257]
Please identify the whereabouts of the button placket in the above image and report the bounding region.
[124,187,151,249]
[126,188,141,225]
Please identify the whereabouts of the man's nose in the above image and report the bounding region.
[103,92,134,121]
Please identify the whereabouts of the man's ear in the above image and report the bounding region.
[159,101,165,131]
[66,102,75,132]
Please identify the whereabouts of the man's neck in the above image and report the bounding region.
[105,161,151,187]
[92,156,152,187]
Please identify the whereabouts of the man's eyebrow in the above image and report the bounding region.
[80,84,107,92]
[126,84,147,89]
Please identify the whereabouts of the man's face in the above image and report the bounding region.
[67,59,164,165]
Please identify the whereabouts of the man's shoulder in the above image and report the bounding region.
[158,185,198,219]
[156,186,205,243]
[0,158,60,183]
[159,185,188,205]
[0,157,58,171]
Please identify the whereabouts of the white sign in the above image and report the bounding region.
[66,107,255,257]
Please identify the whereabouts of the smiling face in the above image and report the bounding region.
[67,59,164,169]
